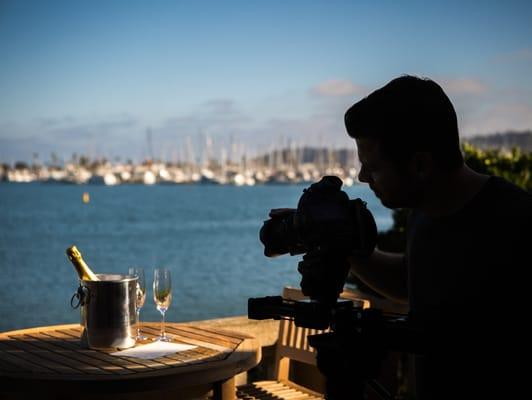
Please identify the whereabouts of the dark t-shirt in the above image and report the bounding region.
[406,176,531,398]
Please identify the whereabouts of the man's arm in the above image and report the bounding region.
[348,249,408,304]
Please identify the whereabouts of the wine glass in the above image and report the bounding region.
[153,267,172,341]
[129,267,148,340]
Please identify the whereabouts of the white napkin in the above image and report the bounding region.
[110,341,197,359]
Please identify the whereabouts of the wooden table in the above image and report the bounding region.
[0,322,261,400]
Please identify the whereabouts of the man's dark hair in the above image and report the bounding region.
[345,75,463,171]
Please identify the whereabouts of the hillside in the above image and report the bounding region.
[463,131,532,152]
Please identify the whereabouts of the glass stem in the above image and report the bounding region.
[160,311,166,338]
[136,308,141,337]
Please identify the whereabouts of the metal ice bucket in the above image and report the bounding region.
[71,274,137,350]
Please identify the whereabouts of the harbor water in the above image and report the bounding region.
[0,183,393,332]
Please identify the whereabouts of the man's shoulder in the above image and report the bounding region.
[482,176,532,215]
[407,175,531,229]
[486,175,529,197]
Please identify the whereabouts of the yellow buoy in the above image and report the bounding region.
[82,192,90,203]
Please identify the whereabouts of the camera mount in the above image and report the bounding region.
[248,295,422,399]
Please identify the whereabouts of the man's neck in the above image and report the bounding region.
[419,165,489,217]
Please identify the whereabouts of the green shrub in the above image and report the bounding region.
[462,142,531,191]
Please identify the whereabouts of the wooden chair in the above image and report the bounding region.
[235,287,370,400]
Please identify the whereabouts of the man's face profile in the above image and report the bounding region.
[355,137,420,209]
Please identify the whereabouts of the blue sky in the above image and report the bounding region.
[1,0,531,162]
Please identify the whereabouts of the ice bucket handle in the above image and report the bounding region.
[70,285,90,309]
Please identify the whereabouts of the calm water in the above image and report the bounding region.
[0,183,392,332]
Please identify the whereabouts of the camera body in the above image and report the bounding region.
[260,175,377,259]
[259,175,377,305]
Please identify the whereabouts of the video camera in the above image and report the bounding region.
[258,175,377,306]
[248,176,421,399]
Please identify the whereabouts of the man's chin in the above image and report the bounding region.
[379,197,404,209]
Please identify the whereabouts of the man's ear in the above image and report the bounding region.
[411,152,434,180]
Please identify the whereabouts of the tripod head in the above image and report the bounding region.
[248,295,357,330]
[248,295,420,352]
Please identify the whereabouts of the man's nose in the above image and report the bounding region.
[358,166,369,183]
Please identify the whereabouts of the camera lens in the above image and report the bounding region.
[259,211,304,257]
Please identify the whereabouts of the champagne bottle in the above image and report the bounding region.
[66,245,100,281]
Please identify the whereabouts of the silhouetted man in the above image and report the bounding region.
[338,75,531,398]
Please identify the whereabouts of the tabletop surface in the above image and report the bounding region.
[0,322,259,384]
